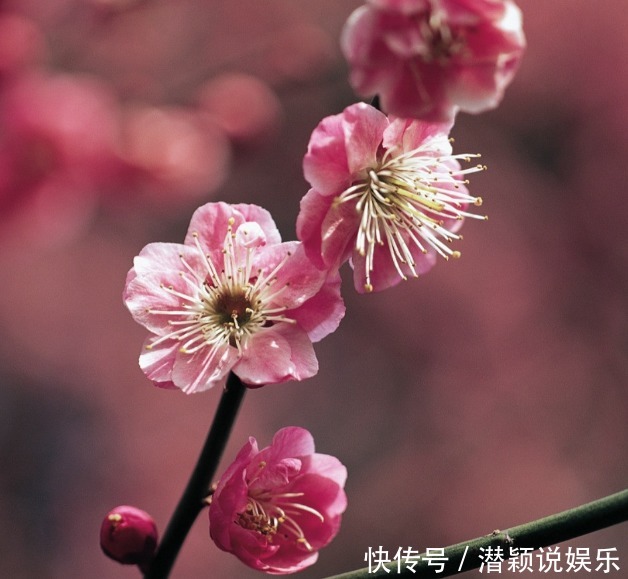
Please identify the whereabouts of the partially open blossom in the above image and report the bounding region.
[341,0,526,122]
[124,202,345,392]
[297,102,485,293]
[209,427,347,574]
[100,505,158,569]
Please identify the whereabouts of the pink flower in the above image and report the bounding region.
[341,0,526,122]
[124,202,344,392]
[100,505,158,570]
[113,104,232,210]
[209,427,347,574]
[0,71,120,246]
[297,102,485,293]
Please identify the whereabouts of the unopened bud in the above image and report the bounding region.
[100,505,158,568]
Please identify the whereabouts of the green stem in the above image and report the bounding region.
[326,489,628,578]
[143,372,247,579]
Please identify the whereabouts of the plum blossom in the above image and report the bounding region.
[297,102,485,293]
[124,202,344,393]
[0,71,120,246]
[114,103,232,209]
[209,427,347,574]
[341,0,526,122]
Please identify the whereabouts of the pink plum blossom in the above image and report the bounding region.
[209,426,347,574]
[0,13,46,81]
[113,104,232,210]
[196,73,282,147]
[341,0,526,122]
[0,71,120,246]
[297,102,485,293]
[124,202,345,393]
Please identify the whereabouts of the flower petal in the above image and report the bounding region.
[235,325,318,386]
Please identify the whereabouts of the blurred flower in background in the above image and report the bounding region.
[341,0,526,121]
[0,1,627,578]
[0,71,119,246]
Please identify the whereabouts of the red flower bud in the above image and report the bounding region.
[100,505,158,568]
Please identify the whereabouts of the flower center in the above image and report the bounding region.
[418,8,465,64]
[199,285,257,348]
[337,141,486,292]
[239,495,320,551]
[145,219,294,389]
[213,289,253,327]
[235,463,324,551]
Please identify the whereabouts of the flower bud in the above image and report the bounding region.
[100,505,158,567]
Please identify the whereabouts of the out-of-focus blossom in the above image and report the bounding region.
[0,13,46,81]
[100,505,158,570]
[209,426,347,574]
[124,202,345,393]
[113,104,231,209]
[263,23,337,85]
[341,0,526,122]
[297,102,485,293]
[0,71,120,246]
[196,73,282,147]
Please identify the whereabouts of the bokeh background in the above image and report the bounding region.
[0,0,627,577]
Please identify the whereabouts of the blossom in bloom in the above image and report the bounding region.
[209,426,347,574]
[341,0,526,122]
[124,202,344,392]
[297,102,485,293]
[100,505,158,569]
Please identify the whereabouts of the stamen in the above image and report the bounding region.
[337,139,485,290]
[237,487,325,552]
[148,221,294,375]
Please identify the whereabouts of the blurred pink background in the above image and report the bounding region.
[0,1,627,577]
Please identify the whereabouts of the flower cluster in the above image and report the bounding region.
[209,426,347,574]
[114,0,526,576]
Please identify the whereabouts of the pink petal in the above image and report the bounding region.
[171,343,238,393]
[319,199,362,270]
[302,453,349,490]
[235,325,318,386]
[288,271,345,343]
[384,117,453,154]
[302,113,350,195]
[124,244,202,335]
[270,426,316,458]
[185,201,281,252]
[341,102,388,177]
[296,188,334,270]
[138,338,178,385]
[254,242,325,309]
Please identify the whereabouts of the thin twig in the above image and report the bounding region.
[326,488,628,578]
[144,372,247,579]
